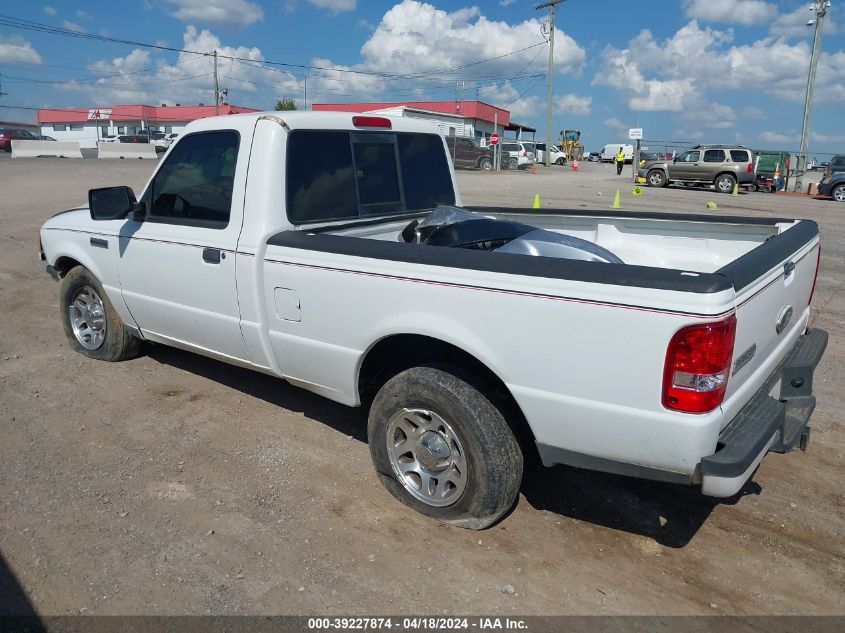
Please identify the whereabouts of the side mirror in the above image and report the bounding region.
[673,157,679,163]
[88,186,144,221]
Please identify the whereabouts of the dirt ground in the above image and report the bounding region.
[0,156,843,617]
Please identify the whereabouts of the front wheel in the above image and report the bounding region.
[478,157,492,171]
[368,366,523,530]
[647,170,667,187]
[555,157,565,165]
[60,266,141,361]
[715,173,737,194]
[832,184,845,202]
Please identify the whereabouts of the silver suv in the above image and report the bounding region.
[639,145,755,193]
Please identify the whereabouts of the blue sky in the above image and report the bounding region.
[1,0,843,156]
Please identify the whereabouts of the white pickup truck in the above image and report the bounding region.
[40,112,827,529]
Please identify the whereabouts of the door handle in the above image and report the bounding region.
[202,248,222,264]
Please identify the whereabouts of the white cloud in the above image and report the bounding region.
[604,118,628,132]
[64,27,299,109]
[357,1,585,78]
[684,0,776,26]
[499,0,517,6]
[759,131,799,143]
[308,0,356,13]
[554,94,591,115]
[43,5,56,15]
[680,102,736,129]
[741,106,766,119]
[62,21,86,33]
[811,132,845,143]
[593,19,845,112]
[770,5,838,39]
[166,0,264,28]
[0,35,42,64]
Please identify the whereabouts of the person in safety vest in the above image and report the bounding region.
[615,147,626,175]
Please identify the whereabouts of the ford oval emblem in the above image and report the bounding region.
[776,305,793,334]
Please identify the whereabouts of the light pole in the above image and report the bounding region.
[794,0,831,193]
[536,0,566,168]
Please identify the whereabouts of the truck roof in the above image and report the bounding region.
[182,110,447,136]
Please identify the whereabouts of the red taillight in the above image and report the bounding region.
[663,315,737,413]
[747,163,753,173]
[352,116,391,129]
[809,245,821,305]
[522,151,528,157]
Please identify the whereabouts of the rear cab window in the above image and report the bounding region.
[286,130,455,224]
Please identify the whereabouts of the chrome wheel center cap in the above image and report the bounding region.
[416,431,451,470]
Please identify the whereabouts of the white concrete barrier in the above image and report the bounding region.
[98,142,159,159]
[11,140,83,159]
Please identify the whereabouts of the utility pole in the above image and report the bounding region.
[536,0,565,168]
[794,0,831,193]
[303,75,307,110]
[213,50,220,116]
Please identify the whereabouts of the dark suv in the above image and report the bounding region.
[0,127,37,151]
[818,155,845,202]
[444,136,493,170]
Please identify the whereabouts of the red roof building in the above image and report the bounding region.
[36,103,259,148]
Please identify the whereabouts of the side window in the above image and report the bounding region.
[703,150,726,162]
[730,150,750,162]
[458,139,473,150]
[679,151,700,162]
[53,124,67,132]
[145,130,239,229]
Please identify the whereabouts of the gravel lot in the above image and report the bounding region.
[0,156,842,616]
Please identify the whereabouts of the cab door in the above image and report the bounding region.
[671,149,701,180]
[116,129,249,361]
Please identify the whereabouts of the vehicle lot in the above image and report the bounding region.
[0,157,842,616]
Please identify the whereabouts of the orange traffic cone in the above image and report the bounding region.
[570,160,579,171]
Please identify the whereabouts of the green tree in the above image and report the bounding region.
[274,98,297,111]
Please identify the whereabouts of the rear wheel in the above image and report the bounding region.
[715,173,737,194]
[60,266,141,362]
[647,169,667,187]
[368,366,523,530]
[832,184,845,202]
[508,157,518,170]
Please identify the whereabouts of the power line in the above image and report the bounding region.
[0,13,548,83]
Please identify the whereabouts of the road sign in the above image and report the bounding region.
[628,128,643,140]
[490,132,499,146]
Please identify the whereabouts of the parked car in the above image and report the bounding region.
[525,142,566,165]
[818,155,845,202]
[444,136,493,170]
[39,111,827,529]
[99,135,118,144]
[588,151,602,162]
[116,135,150,144]
[499,142,535,170]
[639,145,756,194]
[0,127,38,151]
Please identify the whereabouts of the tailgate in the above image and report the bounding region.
[718,220,820,427]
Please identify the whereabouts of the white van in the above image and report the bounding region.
[601,144,634,163]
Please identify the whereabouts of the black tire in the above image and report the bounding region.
[478,157,493,171]
[60,266,141,362]
[647,169,667,187]
[508,157,518,170]
[715,173,737,194]
[368,366,523,530]
[831,184,845,202]
[555,157,565,165]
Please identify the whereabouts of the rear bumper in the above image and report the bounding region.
[699,328,828,497]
